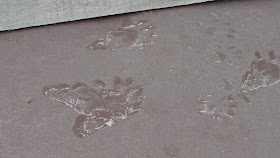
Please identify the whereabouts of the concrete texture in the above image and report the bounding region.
[0,0,212,31]
[1,0,280,157]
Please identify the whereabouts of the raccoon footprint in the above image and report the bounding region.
[241,50,280,92]
[43,76,145,138]
[88,18,157,51]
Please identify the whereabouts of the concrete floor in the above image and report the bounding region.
[1,0,280,157]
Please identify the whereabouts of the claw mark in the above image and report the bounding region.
[43,76,144,138]
[276,88,280,94]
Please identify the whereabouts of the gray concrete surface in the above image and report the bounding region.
[1,0,280,157]
[0,0,212,31]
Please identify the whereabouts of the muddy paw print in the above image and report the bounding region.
[42,83,105,115]
[198,94,238,120]
[241,50,280,92]
[197,16,243,65]
[43,76,144,138]
[88,18,157,51]
[93,75,145,114]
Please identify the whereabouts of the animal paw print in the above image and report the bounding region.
[197,17,243,65]
[212,30,243,66]
[197,94,238,120]
[43,76,144,138]
[88,18,157,51]
[241,50,280,92]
